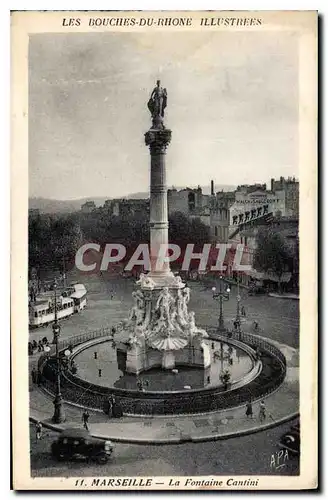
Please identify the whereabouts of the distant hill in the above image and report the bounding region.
[29,185,236,214]
[29,197,108,214]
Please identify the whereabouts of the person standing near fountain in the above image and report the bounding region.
[245,400,253,418]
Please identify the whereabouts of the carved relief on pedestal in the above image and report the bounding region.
[146,287,189,351]
[124,284,208,354]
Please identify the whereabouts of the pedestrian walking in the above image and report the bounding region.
[107,396,113,419]
[28,342,33,356]
[259,400,266,422]
[245,401,253,418]
[241,305,246,317]
[31,367,37,384]
[137,379,143,391]
[112,396,123,418]
[35,421,42,440]
[82,410,90,430]
[253,320,259,332]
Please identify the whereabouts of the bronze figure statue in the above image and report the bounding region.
[147,80,167,128]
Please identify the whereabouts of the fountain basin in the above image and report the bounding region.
[72,337,256,393]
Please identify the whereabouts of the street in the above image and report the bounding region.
[30,420,299,477]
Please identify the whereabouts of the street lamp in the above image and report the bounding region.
[51,280,66,424]
[235,276,241,339]
[212,276,231,331]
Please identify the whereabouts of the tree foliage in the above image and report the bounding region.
[29,209,210,275]
[168,211,210,247]
[28,213,82,274]
[253,228,293,279]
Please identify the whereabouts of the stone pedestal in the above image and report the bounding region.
[117,337,211,375]
[162,350,175,370]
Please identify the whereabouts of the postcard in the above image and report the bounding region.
[11,10,317,490]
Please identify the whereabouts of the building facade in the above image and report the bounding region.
[229,184,286,230]
[228,215,299,288]
[167,183,235,243]
[271,176,299,216]
[81,201,96,213]
[102,198,149,219]
[167,187,205,216]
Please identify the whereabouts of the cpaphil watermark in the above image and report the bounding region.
[74,242,251,274]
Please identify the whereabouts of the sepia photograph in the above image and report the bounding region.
[11,10,317,490]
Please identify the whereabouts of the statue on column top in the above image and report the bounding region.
[147,80,167,128]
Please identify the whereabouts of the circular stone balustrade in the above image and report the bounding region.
[38,327,286,416]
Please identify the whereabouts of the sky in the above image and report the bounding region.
[29,30,299,200]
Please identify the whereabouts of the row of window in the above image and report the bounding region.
[214,226,228,238]
[33,301,74,318]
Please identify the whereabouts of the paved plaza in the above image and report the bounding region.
[29,271,299,475]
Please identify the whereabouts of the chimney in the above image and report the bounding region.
[211,180,214,196]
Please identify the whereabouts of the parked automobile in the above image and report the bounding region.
[279,422,300,455]
[51,427,114,464]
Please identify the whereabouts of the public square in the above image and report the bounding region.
[29,270,299,476]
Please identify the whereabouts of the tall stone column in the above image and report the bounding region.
[118,81,210,374]
[145,127,172,276]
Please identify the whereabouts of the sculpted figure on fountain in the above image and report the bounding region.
[176,287,191,326]
[155,287,174,323]
[188,311,208,343]
[136,273,156,290]
[130,290,145,325]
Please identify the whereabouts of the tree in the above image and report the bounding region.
[253,228,293,292]
[168,211,210,247]
[28,213,83,275]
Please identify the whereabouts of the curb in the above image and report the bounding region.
[268,293,299,300]
[30,411,299,445]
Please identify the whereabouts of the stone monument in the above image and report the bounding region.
[117,81,210,374]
